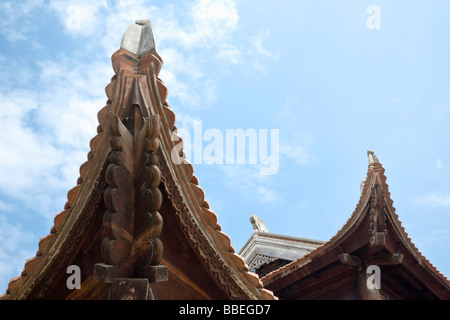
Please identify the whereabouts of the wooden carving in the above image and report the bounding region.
[94,79,167,285]
[368,178,387,249]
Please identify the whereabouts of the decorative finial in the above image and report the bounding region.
[121,19,156,55]
[367,150,379,164]
[250,215,268,233]
[135,19,150,25]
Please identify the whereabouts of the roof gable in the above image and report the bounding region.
[0,20,275,300]
[262,150,450,299]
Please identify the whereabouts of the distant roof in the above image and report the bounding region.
[261,150,450,299]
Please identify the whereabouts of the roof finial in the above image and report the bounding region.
[120,19,156,55]
[250,215,268,233]
[367,149,380,164]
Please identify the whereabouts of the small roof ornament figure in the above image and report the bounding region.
[250,215,269,233]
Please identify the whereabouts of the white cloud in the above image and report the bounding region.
[0,0,44,42]
[49,0,107,36]
[216,43,241,65]
[154,0,239,49]
[251,60,266,73]
[44,0,277,111]
[257,186,279,203]
[189,0,239,46]
[0,214,36,291]
[0,90,72,218]
[160,48,203,79]
[0,1,245,222]
[73,1,241,110]
[275,99,316,165]
[35,57,109,149]
[160,69,204,109]
[413,194,450,207]
[436,158,443,169]
[0,51,111,224]
[247,30,278,72]
[279,142,311,165]
[220,165,279,203]
[251,30,278,60]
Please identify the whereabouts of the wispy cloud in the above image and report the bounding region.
[435,158,443,169]
[0,0,43,42]
[0,0,250,219]
[412,193,450,207]
[279,141,311,165]
[0,214,36,285]
[251,30,278,60]
[216,43,241,65]
[247,30,278,72]
[49,0,108,36]
[155,0,239,49]
[276,98,316,165]
[220,165,280,203]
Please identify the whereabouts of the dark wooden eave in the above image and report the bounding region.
[261,151,450,300]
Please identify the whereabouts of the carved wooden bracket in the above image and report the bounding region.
[339,250,403,300]
[94,80,167,289]
[366,253,404,266]
[369,179,387,237]
[339,253,362,267]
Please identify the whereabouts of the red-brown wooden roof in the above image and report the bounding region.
[262,150,450,299]
[0,20,276,300]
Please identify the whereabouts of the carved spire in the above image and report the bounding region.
[94,19,167,299]
[121,19,156,55]
[367,150,379,164]
[368,177,388,249]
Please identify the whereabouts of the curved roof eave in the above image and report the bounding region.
[262,151,450,297]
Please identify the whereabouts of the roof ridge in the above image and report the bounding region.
[262,151,450,291]
[373,153,450,285]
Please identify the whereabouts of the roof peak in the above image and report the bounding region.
[120,19,156,55]
[367,149,380,164]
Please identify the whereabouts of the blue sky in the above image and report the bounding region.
[0,0,449,294]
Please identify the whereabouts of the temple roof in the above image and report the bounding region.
[261,150,450,299]
[1,19,448,300]
[240,215,324,274]
[0,20,275,300]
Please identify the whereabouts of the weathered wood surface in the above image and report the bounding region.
[94,80,167,289]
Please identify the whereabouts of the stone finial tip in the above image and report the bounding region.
[367,149,380,164]
[250,215,268,233]
[121,19,156,55]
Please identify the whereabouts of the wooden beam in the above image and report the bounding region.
[356,268,384,300]
[109,278,153,300]
[339,253,361,266]
[366,253,403,266]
